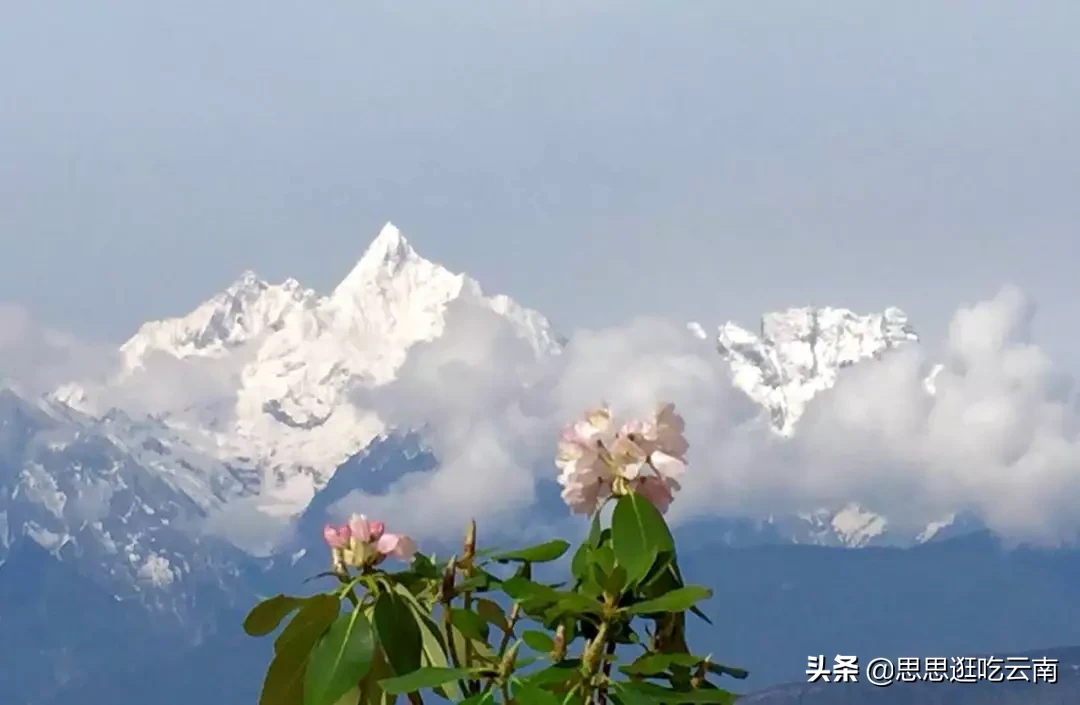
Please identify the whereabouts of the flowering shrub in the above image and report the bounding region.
[245,403,747,704]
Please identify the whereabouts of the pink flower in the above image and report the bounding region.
[555,403,690,515]
[323,523,351,549]
[348,514,374,542]
[634,476,678,514]
[375,533,417,561]
[332,513,416,566]
[560,476,611,516]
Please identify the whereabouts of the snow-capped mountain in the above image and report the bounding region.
[704,305,971,547]
[9,220,962,589]
[715,306,919,435]
[0,385,252,624]
[56,223,561,515]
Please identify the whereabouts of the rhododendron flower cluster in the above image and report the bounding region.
[322,513,416,569]
[556,402,688,514]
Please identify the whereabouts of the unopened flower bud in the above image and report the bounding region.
[499,641,521,680]
[463,519,476,561]
[440,556,457,603]
[582,624,608,673]
[331,547,347,574]
[691,658,709,689]
[550,624,567,662]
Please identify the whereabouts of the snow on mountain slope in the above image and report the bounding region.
[716,306,919,435]
[117,272,319,370]
[60,223,561,514]
[706,306,963,547]
[0,385,250,617]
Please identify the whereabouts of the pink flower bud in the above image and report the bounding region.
[348,514,372,542]
[322,523,351,549]
[375,532,417,561]
[368,521,386,540]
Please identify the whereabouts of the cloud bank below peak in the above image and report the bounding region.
[335,285,1080,545]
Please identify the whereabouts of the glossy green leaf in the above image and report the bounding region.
[513,682,562,705]
[303,608,375,705]
[588,512,603,547]
[260,596,341,705]
[570,542,592,583]
[594,545,616,576]
[619,681,736,704]
[612,682,655,705]
[491,539,570,564]
[450,607,489,642]
[245,595,304,637]
[522,660,582,687]
[258,643,309,705]
[372,591,422,676]
[626,586,712,615]
[475,597,508,632]
[611,493,667,585]
[500,576,560,603]
[274,595,341,656]
[705,662,749,680]
[620,652,700,676]
[378,666,476,694]
[552,592,603,616]
[521,629,555,653]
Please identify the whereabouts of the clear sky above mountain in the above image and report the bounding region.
[2,1,1078,366]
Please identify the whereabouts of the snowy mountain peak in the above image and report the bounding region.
[717,305,918,435]
[119,270,317,371]
[74,222,562,504]
[360,221,413,268]
[335,222,424,290]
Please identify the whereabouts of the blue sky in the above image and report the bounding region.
[2,1,1078,365]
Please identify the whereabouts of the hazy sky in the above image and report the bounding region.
[2,1,1078,364]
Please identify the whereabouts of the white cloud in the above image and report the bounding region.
[336,286,1080,545]
[0,302,114,393]
[8,286,1080,548]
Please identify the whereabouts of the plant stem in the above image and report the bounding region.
[596,640,616,705]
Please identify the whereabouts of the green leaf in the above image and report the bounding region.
[552,593,603,616]
[513,682,562,705]
[626,586,712,615]
[522,660,582,687]
[372,591,422,676]
[259,643,309,705]
[619,681,736,704]
[620,652,700,676]
[475,597,508,632]
[705,662,749,680]
[303,608,375,705]
[612,682,655,705]
[378,666,476,694]
[491,539,571,563]
[521,629,555,653]
[689,605,713,625]
[500,576,560,604]
[274,594,341,656]
[388,585,464,699]
[588,511,603,546]
[594,546,616,576]
[245,595,305,637]
[459,692,498,705]
[570,542,592,583]
[611,493,668,585]
[450,607,489,642]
